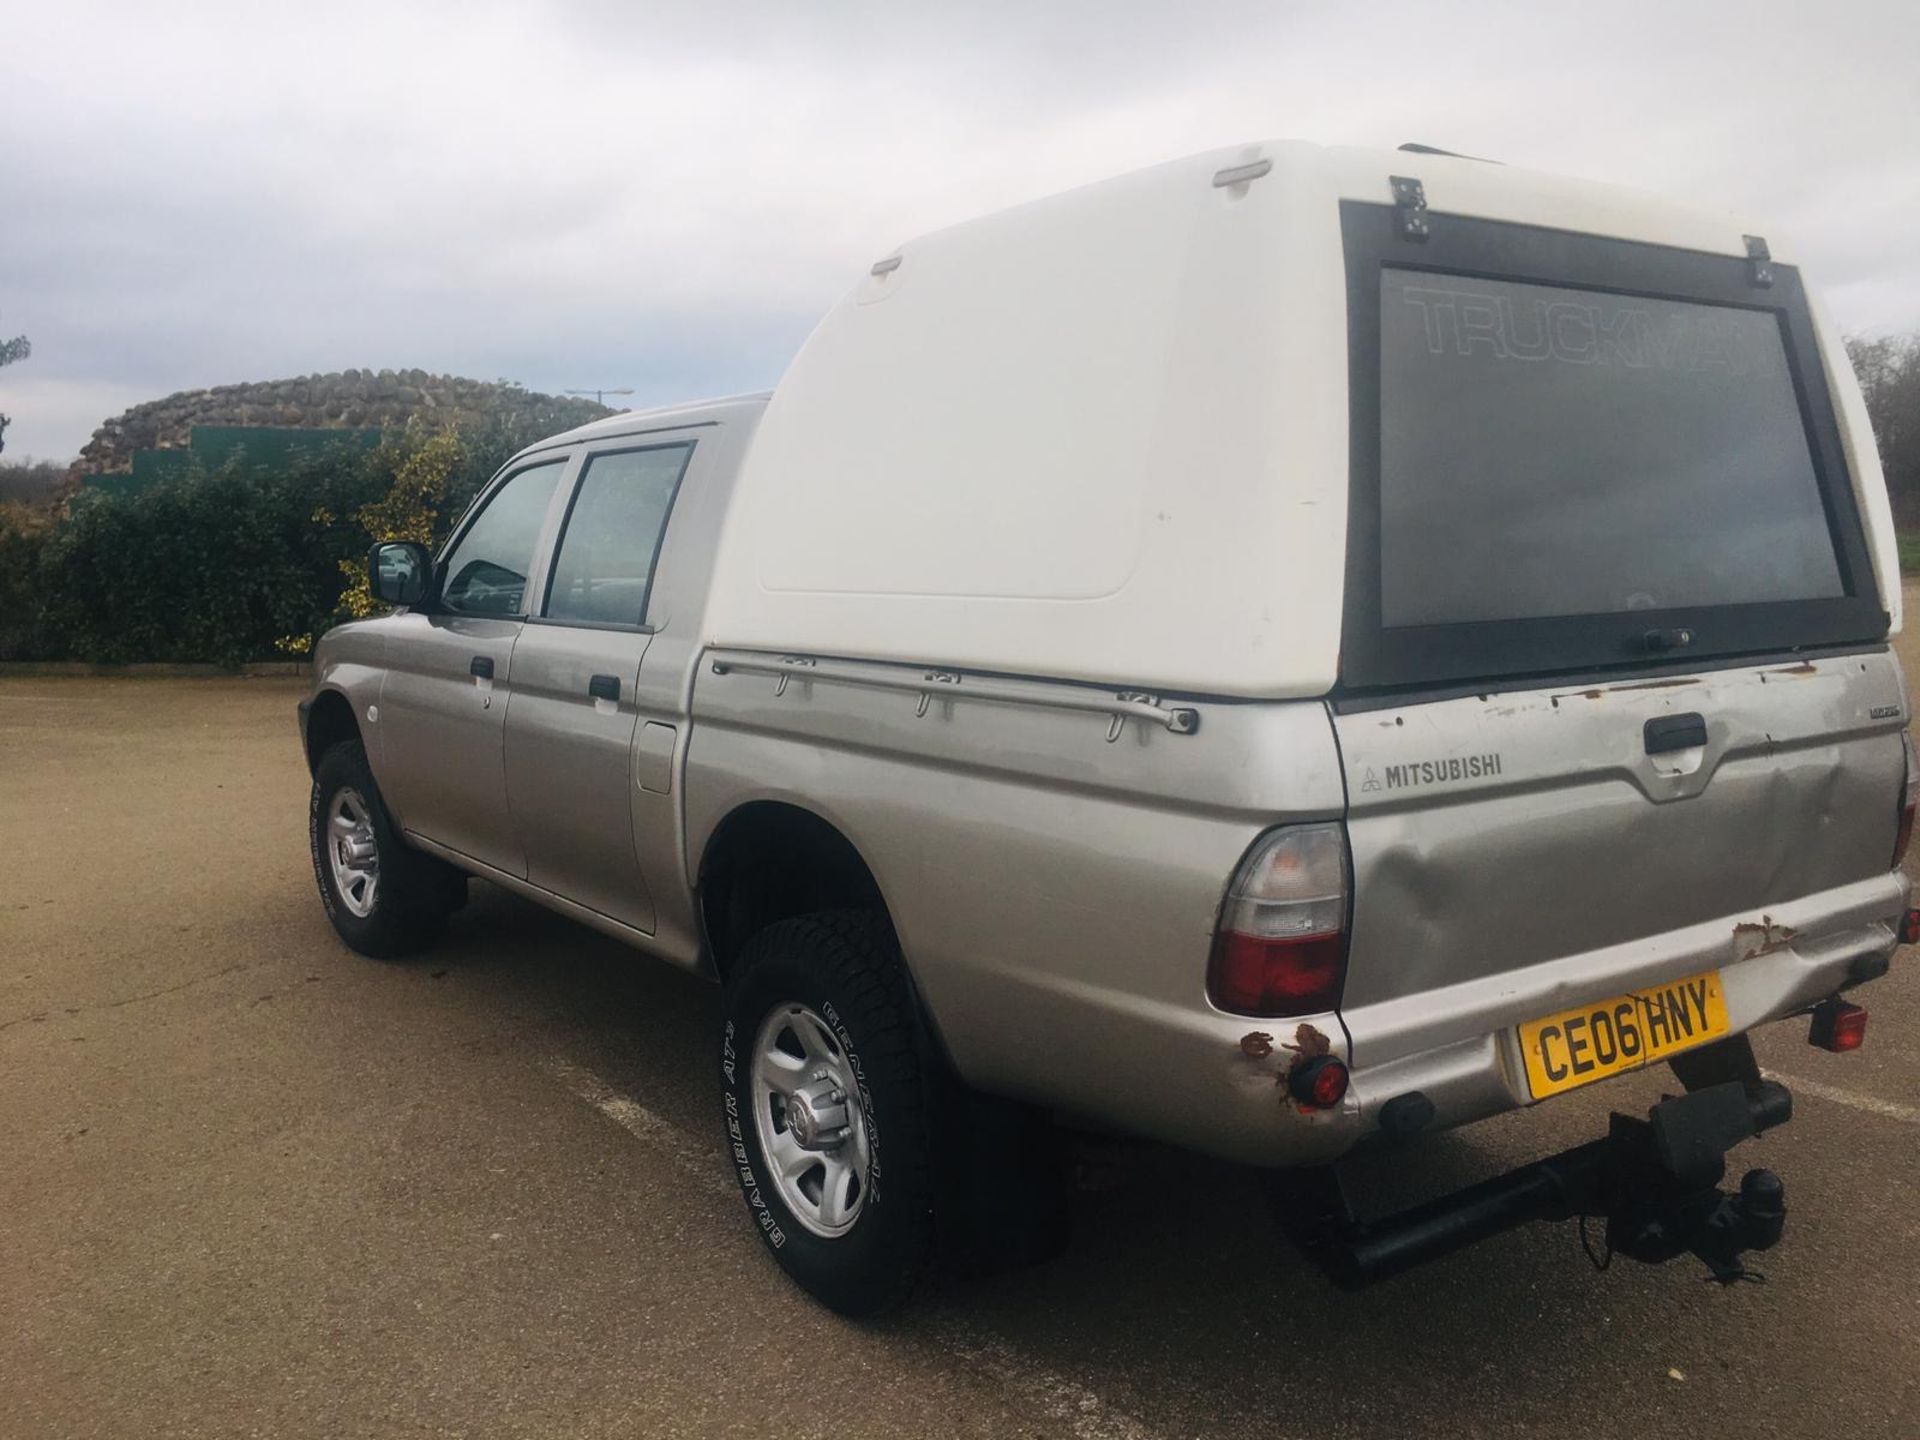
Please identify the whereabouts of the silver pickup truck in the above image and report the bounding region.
[299,140,1914,1313]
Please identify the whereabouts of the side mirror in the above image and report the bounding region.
[368,541,431,607]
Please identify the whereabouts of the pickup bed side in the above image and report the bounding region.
[684,651,1350,1164]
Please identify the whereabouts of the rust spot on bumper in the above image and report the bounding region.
[1238,1022,1334,1083]
[1734,914,1798,960]
[1290,1021,1332,1060]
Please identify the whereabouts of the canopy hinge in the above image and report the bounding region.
[1389,175,1430,240]
[1744,234,1774,288]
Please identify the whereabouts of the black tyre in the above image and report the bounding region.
[934,1088,1071,1279]
[721,912,936,1315]
[309,739,466,958]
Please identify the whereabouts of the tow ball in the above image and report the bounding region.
[1591,1082,1789,1283]
[1278,1039,1793,1289]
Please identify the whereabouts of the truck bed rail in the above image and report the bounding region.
[706,650,1201,740]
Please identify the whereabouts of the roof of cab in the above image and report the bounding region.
[514,391,771,463]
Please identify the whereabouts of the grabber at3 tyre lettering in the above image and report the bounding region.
[720,912,937,1315]
[309,739,467,959]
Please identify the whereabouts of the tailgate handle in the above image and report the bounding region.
[1645,713,1707,755]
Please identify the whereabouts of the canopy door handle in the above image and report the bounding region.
[1645,713,1707,755]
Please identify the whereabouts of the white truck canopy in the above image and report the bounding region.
[703,139,1896,697]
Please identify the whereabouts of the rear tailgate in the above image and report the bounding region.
[1333,653,1907,1068]
[1328,200,1908,1076]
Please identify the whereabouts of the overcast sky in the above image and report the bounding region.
[3,0,1916,461]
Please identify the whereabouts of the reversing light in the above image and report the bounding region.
[1207,822,1350,1017]
[1808,998,1868,1053]
[1894,732,1918,868]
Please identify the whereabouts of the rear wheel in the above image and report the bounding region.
[309,740,465,958]
[720,913,936,1315]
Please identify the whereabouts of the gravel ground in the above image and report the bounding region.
[4,628,1919,1438]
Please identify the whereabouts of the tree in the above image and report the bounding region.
[0,324,29,455]
[1847,333,1920,525]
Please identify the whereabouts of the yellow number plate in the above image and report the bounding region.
[1517,970,1729,1100]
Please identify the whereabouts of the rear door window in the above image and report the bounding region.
[542,444,694,627]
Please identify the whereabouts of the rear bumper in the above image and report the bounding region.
[1057,870,1908,1169]
[1325,869,1909,1162]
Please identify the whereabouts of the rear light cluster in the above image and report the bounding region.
[1895,732,1919,869]
[1207,822,1350,1017]
[1809,997,1868,1053]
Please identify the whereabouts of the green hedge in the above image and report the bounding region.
[0,417,562,667]
[1898,530,1920,576]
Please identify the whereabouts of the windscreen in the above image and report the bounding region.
[1378,268,1844,629]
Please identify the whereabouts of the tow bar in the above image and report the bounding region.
[1280,1038,1792,1288]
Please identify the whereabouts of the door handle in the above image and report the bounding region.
[1644,712,1707,755]
[470,656,495,680]
[588,673,621,703]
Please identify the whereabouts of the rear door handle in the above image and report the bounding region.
[469,655,495,680]
[1644,712,1707,755]
[588,673,621,703]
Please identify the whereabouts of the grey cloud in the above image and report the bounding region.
[3,0,1915,459]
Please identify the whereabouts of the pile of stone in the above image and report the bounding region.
[74,370,612,476]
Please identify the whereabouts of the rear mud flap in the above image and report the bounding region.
[1277,1038,1791,1288]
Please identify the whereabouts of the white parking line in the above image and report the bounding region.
[930,1324,1165,1440]
[1764,1069,1920,1125]
[541,1055,1166,1440]
[541,1056,731,1197]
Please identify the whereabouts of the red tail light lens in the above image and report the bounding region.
[1207,822,1350,1017]
[1895,732,1918,868]
[1210,931,1346,1013]
[1289,1055,1351,1109]
[1809,998,1867,1053]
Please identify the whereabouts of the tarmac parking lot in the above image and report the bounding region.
[4,661,1920,1439]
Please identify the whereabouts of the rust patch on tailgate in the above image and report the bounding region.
[1551,676,1702,703]
[1610,676,1704,692]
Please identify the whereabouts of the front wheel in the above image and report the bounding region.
[720,913,937,1315]
[309,740,465,958]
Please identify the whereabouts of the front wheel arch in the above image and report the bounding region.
[303,687,362,776]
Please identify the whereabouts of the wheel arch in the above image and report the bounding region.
[696,800,899,986]
[303,687,362,774]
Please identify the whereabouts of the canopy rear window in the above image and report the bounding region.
[1340,203,1883,693]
